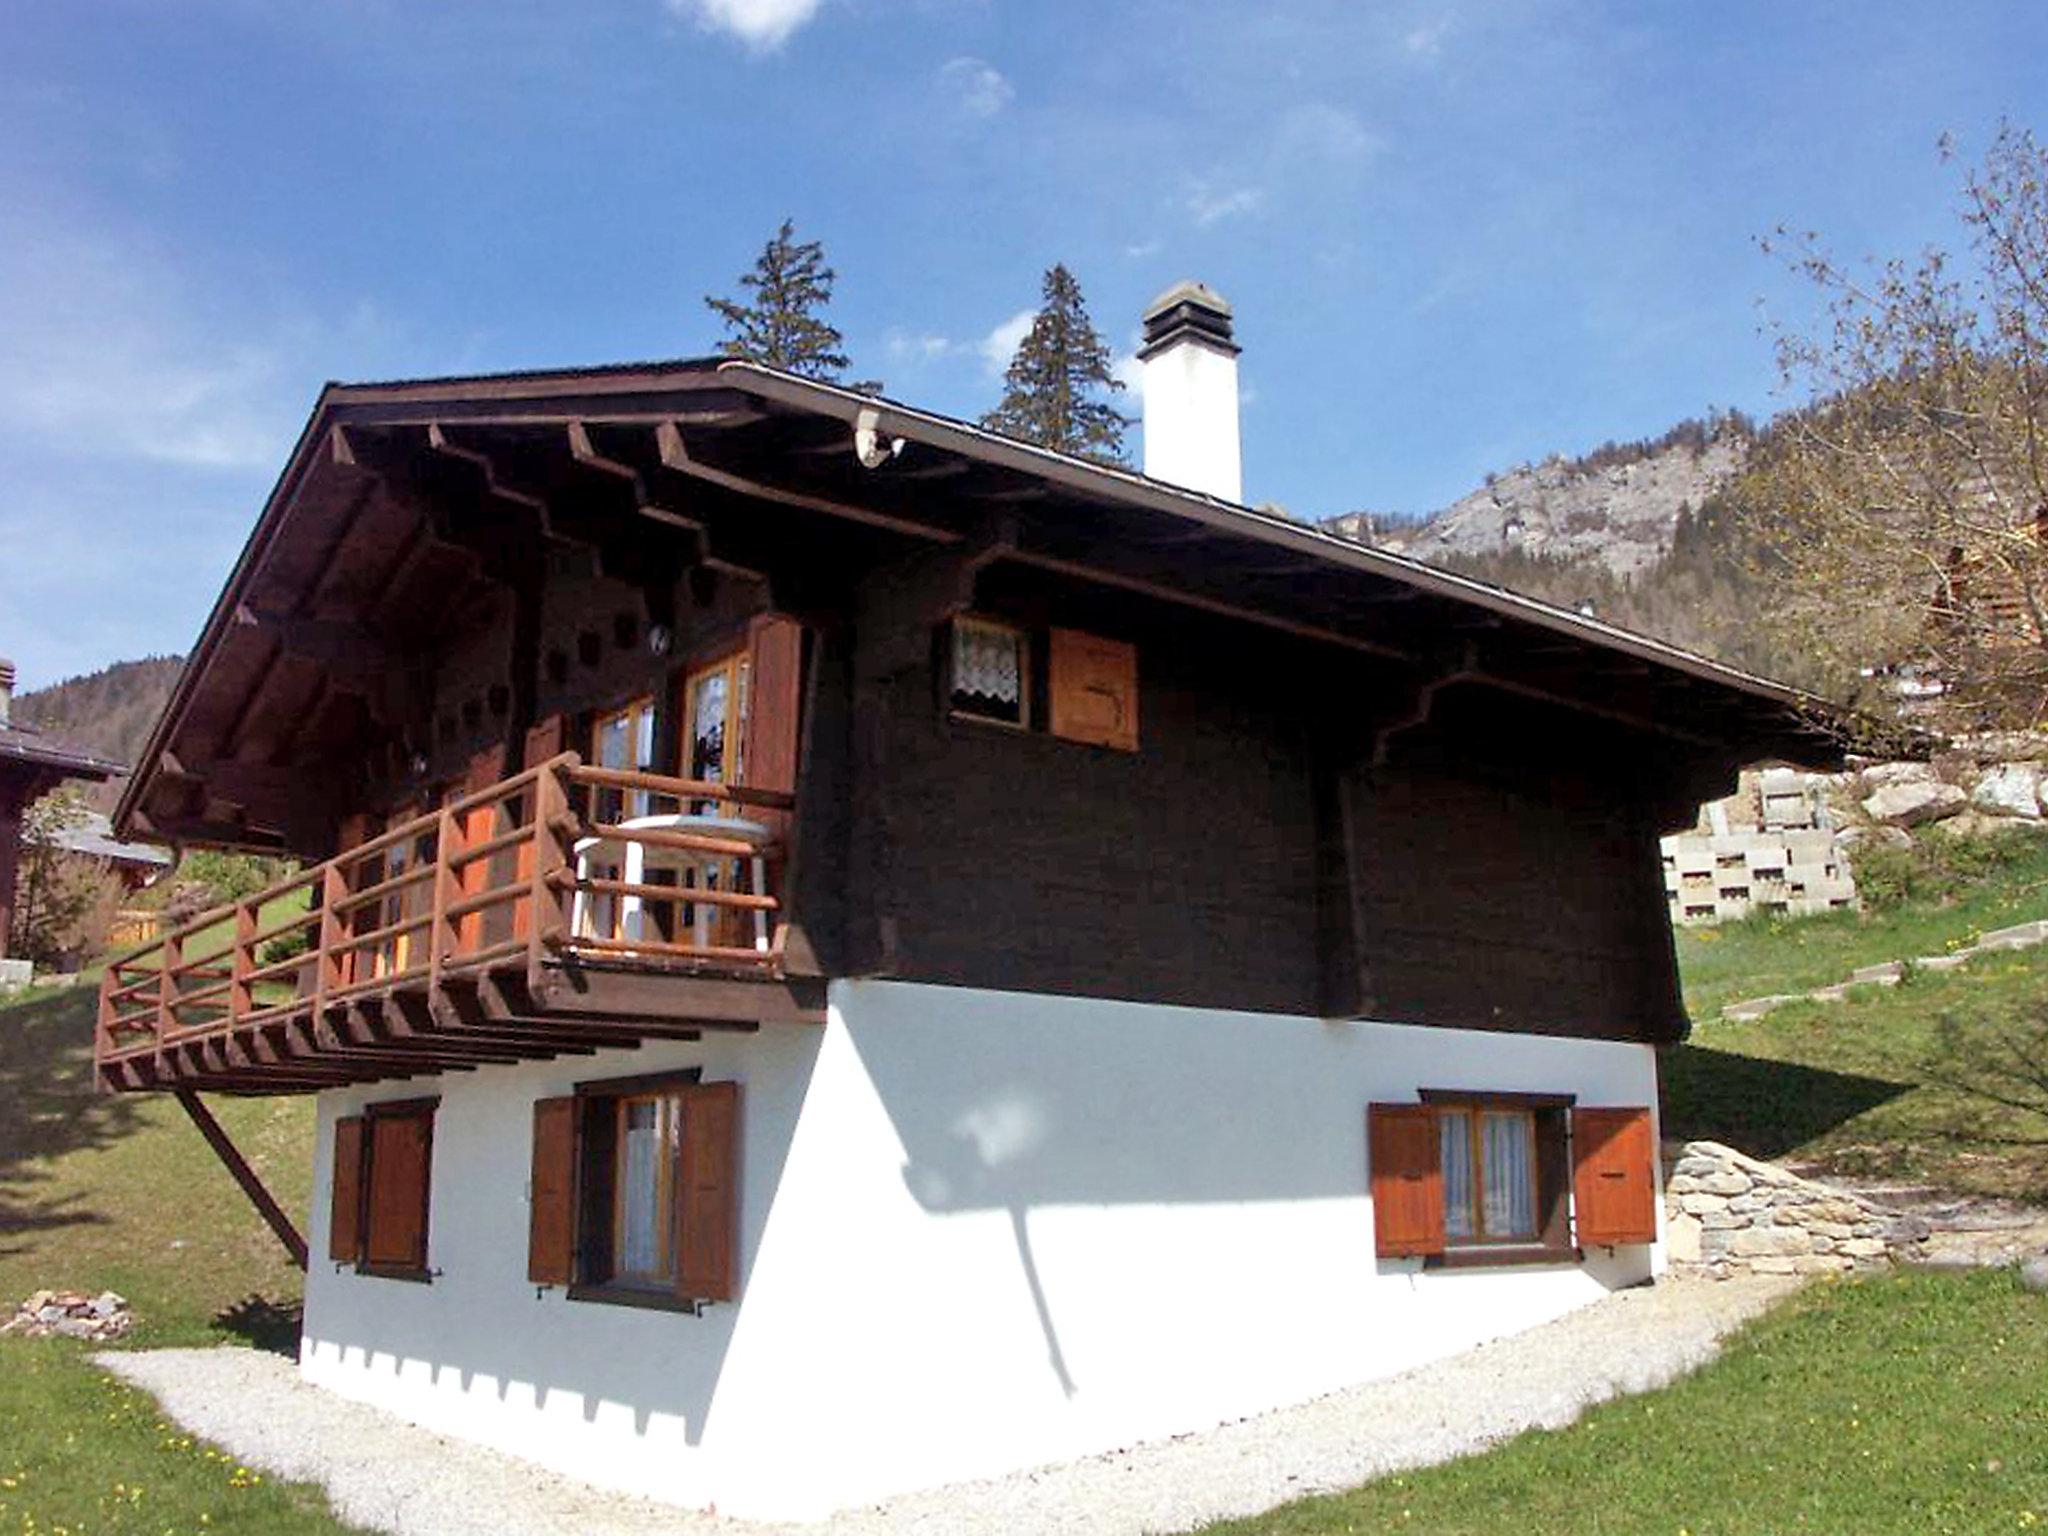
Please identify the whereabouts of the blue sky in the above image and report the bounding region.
[4,0,2045,687]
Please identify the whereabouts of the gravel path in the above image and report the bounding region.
[100,1275,1793,1536]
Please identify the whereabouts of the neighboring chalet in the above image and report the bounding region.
[0,657,124,980]
[100,284,1843,1520]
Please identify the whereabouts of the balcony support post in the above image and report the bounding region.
[173,1088,308,1271]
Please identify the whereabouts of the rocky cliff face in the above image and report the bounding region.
[1331,430,1750,579]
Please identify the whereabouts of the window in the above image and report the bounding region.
[527,1074,742,1307]
[681,653,750,814]
[373,800,442,979]
[584,699,658,942]
[328,1098,437,1280]
[590,696,658,824]
[1367,1096,1656,1266]
[949,616,1029,727]
[613,1093,679,1284]
[1438,1103,1539,1243]
[947,617,1140,750]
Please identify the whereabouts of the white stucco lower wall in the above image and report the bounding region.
[300,982,1662,1520]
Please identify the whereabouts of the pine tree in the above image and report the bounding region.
[704,219,852,382]
[982,265,1129,463]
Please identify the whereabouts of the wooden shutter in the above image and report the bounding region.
[1368,1103,1444,1258]
[455,746,503,953]
[329,1115,366,1264]
[364,1105,435,1271]
[1572,1106,1658,1247]
[1048,628,1139,752]
[675,1079,741,1302]
[522,713,565,769]
[527,1096,579,1285]
[743,615,805,799]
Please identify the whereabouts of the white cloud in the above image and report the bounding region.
[1124,238,1163,260]
[980,307,1036,374]
[0,222,304,470]
[1404,18,1450,58]
[939,56,1014,118]
[1184,181,1263,227]
[668,0,824,51]
[1279,103,1384,164]
[885,329,956,363]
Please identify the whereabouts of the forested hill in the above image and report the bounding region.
[1322,412,1797,682]
[16,656,184,807]
[1327,412,1755,579]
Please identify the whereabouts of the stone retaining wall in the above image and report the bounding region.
[1663,1140,1930,1277]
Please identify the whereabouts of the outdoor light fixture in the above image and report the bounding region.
[648,623,674,657]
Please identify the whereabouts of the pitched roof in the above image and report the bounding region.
[116,356,1870,845]
[51,812,171,866]
[0,721,123,783]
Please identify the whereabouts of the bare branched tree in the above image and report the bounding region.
[1743,124,2048,729]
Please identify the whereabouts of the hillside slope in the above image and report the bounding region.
[14,656,183,809]
[0,982,311,1343]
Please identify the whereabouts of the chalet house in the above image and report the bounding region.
[1,656,124,981]
[99,284,1841,1521]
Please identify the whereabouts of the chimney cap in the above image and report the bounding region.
[1143,279,1232,321]
[1139,279,1239,361]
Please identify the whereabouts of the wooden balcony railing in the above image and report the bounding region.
[95,753,795,1081]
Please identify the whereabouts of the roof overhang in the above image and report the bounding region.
[117,357,1875,848]
[0,729,122,803]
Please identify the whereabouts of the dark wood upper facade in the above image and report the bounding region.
[99,360,1847,1092]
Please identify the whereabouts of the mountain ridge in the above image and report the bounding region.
[1325,412,1756,581]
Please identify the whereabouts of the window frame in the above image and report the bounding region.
[680,650,750,810]
[589,694,660,823]
[1415,1089,1576,1270]
[946,613,1033,731]
[564,1068,707,1312]
[608,1091,681,1289]
[343,1095,440,1284]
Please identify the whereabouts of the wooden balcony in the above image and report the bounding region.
[94,753,821,1094]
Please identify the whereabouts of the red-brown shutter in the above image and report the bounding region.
[513,717,565,940]
[327,815,369,988]
[743,615,805,800]
[1571,1106,1658,1247]
[528,1096,579,1286]
[455,746,504,953]
[1368,1103,1444,1258]
[675,1079,741,1302]
[522,713,565,770]
[364,1105,435,1271]
[329,1115,366,1264]
[1048,628,1139,752]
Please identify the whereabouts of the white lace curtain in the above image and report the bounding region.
[954,622,1022,705]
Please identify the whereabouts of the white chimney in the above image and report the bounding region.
[1139,279,1242,502]
[0,658,12,730]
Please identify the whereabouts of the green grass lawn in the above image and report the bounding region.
[1665,949,2048,1199]
[1201,1269,2048,1536]
[1674,827,2048,1021]
[0,1342,364,1535]
[0,981,340,1535]
[0,983,313,1341]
